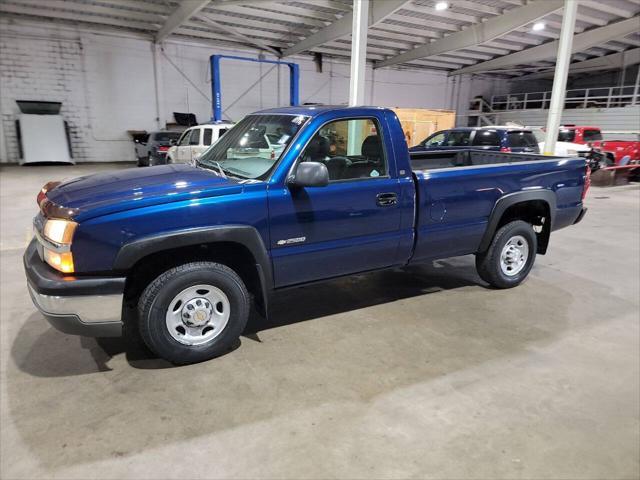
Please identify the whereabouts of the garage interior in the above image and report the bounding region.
[0,0,639,479]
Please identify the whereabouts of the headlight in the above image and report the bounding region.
[43,219,77,245]
[567,149,577,155]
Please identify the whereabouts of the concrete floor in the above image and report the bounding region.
[1,163,638,479]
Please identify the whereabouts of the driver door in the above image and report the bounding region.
[268,115,405,288]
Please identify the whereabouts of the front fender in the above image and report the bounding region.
[114,225,271,284]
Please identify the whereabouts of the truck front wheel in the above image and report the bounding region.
[475,220,537,289]
[137,262,250,364]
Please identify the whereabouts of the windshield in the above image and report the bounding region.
[197,114,309,179]
[154,132,182,142]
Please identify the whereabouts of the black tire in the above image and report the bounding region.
[475,220,537,289]
[137,262,250,365]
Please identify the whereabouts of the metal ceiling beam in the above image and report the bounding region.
[211,4,328,28]
[197,13,283,56]
[398,2,479,24]
[580,0,638,19]
[516,47,640,80]
[617,37,640,47]
[452,16,640,75]
[448,0,503,16]
[282,0,411,58]
[0,2,158,31]
[155,0,211,42]
[576,12,608,26]
[188,12,308,36]
[374,0,564,69]
[12,0,166,22]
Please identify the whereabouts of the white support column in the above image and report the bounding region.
[543,0,578,156]
[348,0,369,107]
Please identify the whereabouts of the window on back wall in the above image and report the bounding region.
[300,118,387,182]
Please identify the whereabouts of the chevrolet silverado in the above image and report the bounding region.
[25,106,589,364]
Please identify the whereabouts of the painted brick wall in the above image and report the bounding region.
[0,29,91,162]
[0,18,506,163]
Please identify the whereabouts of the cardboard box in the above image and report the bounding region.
[392,108,456,147]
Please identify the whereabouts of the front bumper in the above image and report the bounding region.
[23,239,125,337]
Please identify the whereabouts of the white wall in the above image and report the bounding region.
[0,17,505,163]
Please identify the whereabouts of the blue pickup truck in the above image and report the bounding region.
[24,106,588,364]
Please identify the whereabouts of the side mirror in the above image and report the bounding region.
[169,139,177,146]
[288,162,329,188]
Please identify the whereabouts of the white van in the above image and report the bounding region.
[167,123,234,164]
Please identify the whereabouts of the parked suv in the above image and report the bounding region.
[167,123,234,164]
[410,127,540,154]
[135,131,183,167]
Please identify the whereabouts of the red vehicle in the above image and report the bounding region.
[558,125,603,148]
[559,125,639,165]
[600,140,640,166]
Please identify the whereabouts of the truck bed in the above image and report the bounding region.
[408,149,586,263]
[409,149,564,171]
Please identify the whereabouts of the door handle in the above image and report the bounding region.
[376,192,398,207]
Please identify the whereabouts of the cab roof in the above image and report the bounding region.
[253,105,391,117]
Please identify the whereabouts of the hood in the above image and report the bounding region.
[45,164,244,221]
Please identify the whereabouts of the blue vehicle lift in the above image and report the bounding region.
[210,54,300,122]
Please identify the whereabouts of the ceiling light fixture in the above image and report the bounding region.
[532,22,546,31]
[435,1,449,11]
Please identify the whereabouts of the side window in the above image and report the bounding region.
[507,131,538,148]
[300,118,387,181]
[558,129,575,142]
[203,128,213,146]
[218,128,228,138]
[583,129,602,142]
[447,131,472,146]
[178,130,191,146]
[189,129,201,146]
[423,132,445,146]
[472,130,500,146]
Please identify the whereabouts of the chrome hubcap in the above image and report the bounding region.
[165,284,230,346]
[500,235,529,276]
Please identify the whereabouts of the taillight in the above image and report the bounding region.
[582,165,591,201]
[158,146,170,152]
[500,147,511,153]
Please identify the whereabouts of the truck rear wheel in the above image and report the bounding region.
[475,220,537,289]
[137,262,250,365]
